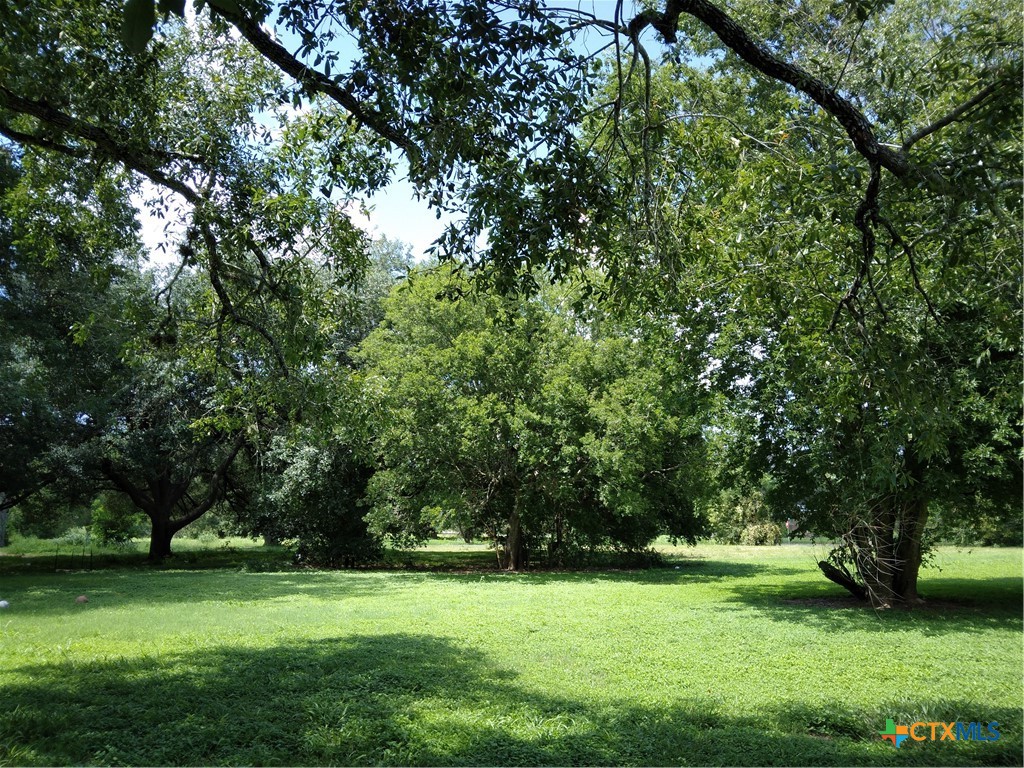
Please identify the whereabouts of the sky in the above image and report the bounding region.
[137,1,643,267]
[137,173,446,266]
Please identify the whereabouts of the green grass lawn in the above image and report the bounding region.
[0,542,1020,766]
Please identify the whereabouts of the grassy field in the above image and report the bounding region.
[0,541,1020,766]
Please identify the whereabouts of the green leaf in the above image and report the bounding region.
[121,0,155,53]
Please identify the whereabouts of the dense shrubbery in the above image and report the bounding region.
[89,494,147,547]
[703,489,779,545]
[739,522,782,547]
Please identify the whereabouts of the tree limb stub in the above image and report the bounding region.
[817,559,869,600]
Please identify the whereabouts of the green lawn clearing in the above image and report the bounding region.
[0,542,1020,766]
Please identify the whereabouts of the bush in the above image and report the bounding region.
[740,522,782,546]
[705,489,774,544]
[236,438,385,569]
[54,526,91,547]
[89,494,147,547]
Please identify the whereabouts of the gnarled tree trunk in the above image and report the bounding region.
[821,489,930,606]
[819,445,930,607]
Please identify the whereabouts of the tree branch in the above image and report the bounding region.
[0,85,204,205]
[830,163,881,332]
[100,459,154,515]
[169,431,246,529]
[207,5,417,159]
[630,1,922,184]
[0,121,88,158]
[902,79,1006,152]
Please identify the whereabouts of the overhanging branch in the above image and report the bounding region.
[629,0,921,183]
[207,4,417,159]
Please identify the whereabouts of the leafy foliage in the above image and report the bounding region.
[359,266,709,568]
[89,493,148,546]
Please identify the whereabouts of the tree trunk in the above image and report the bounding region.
[505,506,526,571]
[549,510,564,566]
[148,508,174,561]
[0,507,9,548]
[826,496,929,607]
[892,496,929,603]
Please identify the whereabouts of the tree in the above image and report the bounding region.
[225,237,412,562]
[359,265,708,569]
[590,3,1020,604]
[1,0,376,370]
[1,0,1017,594]
[95,352,248,561]
[4,0,1014,295]
[0,145,142,546]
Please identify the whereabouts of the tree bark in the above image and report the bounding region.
[0,507,9,548]
[892,496,929,603]
[148,508,175,561]
[505,505,526,571]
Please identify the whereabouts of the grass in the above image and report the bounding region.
[0,540,1020,766]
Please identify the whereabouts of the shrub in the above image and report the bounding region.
[705,489,774,544]
[740,522,782,546]
[54,526,91,547]
[89,494,147,547]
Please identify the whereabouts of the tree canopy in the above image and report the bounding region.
[358,265,708,568]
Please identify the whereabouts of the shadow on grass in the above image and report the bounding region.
[0,544,294,577]
[0,560,781,618]
[0,568,404,617]
[1,633,1019,767]
[721,573,1023,637]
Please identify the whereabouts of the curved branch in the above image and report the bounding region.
[830,163,881,332]
[630,1,918,181]
[207,4,417,159]
[0,85,204,204]
[902,79,1007,151]
[169,431,246,530]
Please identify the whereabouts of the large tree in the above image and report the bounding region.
[587,5,1020,604]
[359,265,708,569]
[3,0,1015,291]
[0,145,142,546]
